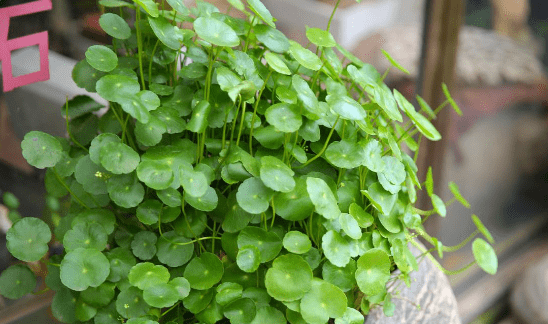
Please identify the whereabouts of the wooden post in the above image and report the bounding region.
[415,0,465,235]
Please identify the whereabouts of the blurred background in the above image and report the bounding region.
[1,0,548,323]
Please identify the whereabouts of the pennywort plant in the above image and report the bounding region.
[0,0,498,323]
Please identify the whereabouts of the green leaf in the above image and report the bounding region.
[328,95,367,121]
[134,0,159,17]
[116,286,150,318]
[0,264,36,299]
[185,186,218,211]
[194,17,240,47]
[96,74,140,102]
[442,83,462,116]
[169,277,191,299]
[64,223,108,251]
[431,194,446,217]
[184,253,224,290]
[322,230,351,267]
[137,90,161,111]
[322,260,356,293]
[100,0,135,7]
[106,247,136,282]
[143,283,179,308]
[325,140,366,169]
[148,16,184,50]
[51,288,77,323]
[216,282,243,306]
[381,49,409,74]
[6,217,51,262]
[237,245,261,273]
[187,100,211,132]
[265,103,302,134]
[126,319,159,324]
[118,94,152,123]
[72,208,116,235]
[81,282,116,308]
[129,262,170,290]
[137,160,173,190]
[335,43,364,67]
[94,302,119,324]
[306,27,336,47]
[259,156,295,193]
[335,307,364,324]
[425,166,434,196]
[265,254,312,301]
[179,164,208,197]
[255,24,290,53]
[166,0,190,15]
[247,0,275,27]
[135,199,161,225]
[60,248,110,291]
[100,142,140,174]
[85,45,118,72]
[292,75,322,119]
[237,226,282,263]
[99,13,131,39]
[307,177,340,220]
[349,203,374,228]
[360,139,385,172]
[339,213,362,239]
[75,298,97,321]
[223,297,257,323]
[107,173,145,208]
[2,192,19,209]
[131,231,158,260]
[74,155,108,195]
[283,231,312,254]
[300,278,347,324]
[380,156,406,185]
[250,306,286,324]
[361,182,398,215]
[472,214,494,244]
[184,288,215,314]
[157,188,182,207]
[288,40,322,71]
[21,131,63,169]
[449,181,470,208]
[355,248,390,296]
[273,176,315,221]
[472,238,498,275]
[62,95,104,119]
[72,59,107,92]
[236,177,274,214]
[156,231,194,267]
[373,83,403,122]
[264,52,290,75]
[89,133,121,165]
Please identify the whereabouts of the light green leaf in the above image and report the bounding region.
[300,278,347,324]
[237,226,282,263]
[325,140,366,169]
[143,283,180,308]
[6,217,51,262]
[156,231,194,267]
[107,173,145,208]
[21,131,63,169]
[223,297,256,323]
[255,24,290,53]
[335,307,364,324]
[247,0,275,27]
[472,214,494,244]
[184,252,224,290]
[134,0,159,17]
[349,203,374,228]
[381,49,409,74]
[306,27,336,47]
[194,17,240,47]
[472,238,498,275]
[449,181,470,208]
[96,74,140,102]
[360,139,385,172]
[60,248,110,291]
[283,231,312,254]
[322,230,351,267]
[260,156,295,193]
[237,177,274,214]
[431,194,446,217]
[237,245,261,273]
[99,13,131,39]
[129,262,170,290]
[289,40,322,71]
[0,265,36,299]
[63,223,108,251]
[339,213,362,239]
[264,52,291,75]
[85,45,118,72]
[362,182,398,215]
[148,15,184,50]
[116,286,150,318]
[307,177,341,220]
[265,254,312,301]
[355,248,390,296]
[322,260,356,293]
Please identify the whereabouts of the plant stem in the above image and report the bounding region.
[135,9,146,89]
[52,169,89,209]
[249,70,272,155]
[326,0,342,33]
[295,116,340,169]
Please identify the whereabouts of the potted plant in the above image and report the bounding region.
[0,0,498,323]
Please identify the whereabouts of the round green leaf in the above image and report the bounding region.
[96,74,140,102]
[180,165,208,197]
[100,142,140,174]
[223,297,257,323]
[85,45,118,72]
[136,160,173,190]
[260,156,295,193]
[355,248,391,296]
[60,248,110,291]
[173,208,206,238]
[185,186,218,211]
[0,265,36,299]
[472,214,494,244]
[74,155,108,195]
[135,116,167,147]
[251,306,286,324]
[134,0,159,17]
[106,247,137,282]
[64,223,108,251]
[322,230,351,267]
[72,59,106,92]
[216,282,243,306]
[265,254,312,301]
[306,27,336,47]
[472,238,498,275]
[254,24,289,53]
[223,192,254,232]
[289,40,322,71]
[335,307,365,324]
[129,262,170,290]
[307,177,341,220]
[73,208,116,235]
[265,103,302,133]
[51,288,77,323]
[183,288,215,314]
[237,226,282,263]
[81,281,116,308]
[237,177,274,214]
[380,156,406,185]
[143,283,179,308]
[322,260,356,292]
[327,95,367,120]
[126,319,159,324]
[148,15,183,50]
[89,133,121,165]
[247,0,275,27]
[152,106,186,133]
[157,188,182,207]
[348,203,374,228]
[194,17,239,47]
[116,286,150,319]
[300,278,347,324]
[361,182,398,215]
[118,94,152,123]
[6,217,51,262]
[156,231,194,267]
[236,245,261,273]
[108,173,145,208]
[93,302,119,324]
[361,139,385,172]
[169,277,191,300]
[339,213,362,239]
[273,176,315,221]
[136,199,162,225]
[325,140,366,169]
[264,52,291,75]
[99,13,131,39]
[184,252,224,290]
[131,231,158,260]
[283,231,311,254]
[21,131,63,169]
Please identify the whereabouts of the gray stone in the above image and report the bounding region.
[364,242,461,324]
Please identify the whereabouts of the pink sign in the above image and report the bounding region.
[0,0,52,92]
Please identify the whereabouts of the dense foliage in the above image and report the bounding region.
[0,0,498,323]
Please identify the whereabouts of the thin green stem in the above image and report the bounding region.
[249,70,273,155]
[148,39,160,88]
[135,9,146,89]
[295,116,340,169]
[326,0,342,33]
[65,98,88,152]
[408,238,477,275]
[52,168,89,209]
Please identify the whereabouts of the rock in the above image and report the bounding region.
[364,241,461,324]
[511,253,548,324]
